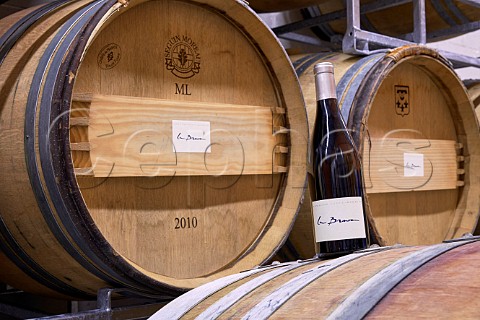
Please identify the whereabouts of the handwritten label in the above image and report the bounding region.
[312,197,366,242]
[403,153,424,177]
[172,120,211,153]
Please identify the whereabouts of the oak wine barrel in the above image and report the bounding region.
[151,237,480,319]
[0,0,307,298]
[275,46,480,261]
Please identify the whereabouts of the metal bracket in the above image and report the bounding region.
[270,0,480,69]
[342,0,480,68]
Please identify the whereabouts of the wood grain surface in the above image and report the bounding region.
[150,239,480,319]
[0,0,307,296]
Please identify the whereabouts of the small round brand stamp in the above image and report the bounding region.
[97,43,121,70]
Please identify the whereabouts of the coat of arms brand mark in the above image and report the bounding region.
[395,85,410,117]
[164,35,201,79]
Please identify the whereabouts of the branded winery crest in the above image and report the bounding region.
[395,85,410,116]
[165,35,201,79]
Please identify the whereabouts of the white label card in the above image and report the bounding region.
[312,197,366,242]
[403,152,424,177]
[172,120,211,153]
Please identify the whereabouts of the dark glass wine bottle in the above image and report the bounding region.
[308,62,368,257]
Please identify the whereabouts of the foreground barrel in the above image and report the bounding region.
[276,46,480,261]
[151,237,480,319]
[0,0,307,298]
[248,0,480,42]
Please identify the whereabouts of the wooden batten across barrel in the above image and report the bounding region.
[70,94,284,177]
[150,238,480,319]
[276,46,480,261]
[0,0,307,298]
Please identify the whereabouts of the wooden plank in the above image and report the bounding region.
[363,138,458,193]
[83,94,277,177]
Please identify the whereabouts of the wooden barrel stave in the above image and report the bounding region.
[150,238,480,319]
[0,0,307,297]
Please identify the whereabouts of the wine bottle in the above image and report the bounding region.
[308,62,368,257]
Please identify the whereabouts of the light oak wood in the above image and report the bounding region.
[151,240,480,319]
[0,0,307,297]
[363,138,458,193]
[72,94,279,177]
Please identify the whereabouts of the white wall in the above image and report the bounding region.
[428,29,480,80]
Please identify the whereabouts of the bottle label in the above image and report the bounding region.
[172,120,211,153]
[312,197,366,242]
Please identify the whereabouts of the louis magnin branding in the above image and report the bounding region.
[164,35,201,79]
[395,85,410,117]
[97,43,121,70]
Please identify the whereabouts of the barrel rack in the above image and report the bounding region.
[0,286,171,319]
[269,0,480,69]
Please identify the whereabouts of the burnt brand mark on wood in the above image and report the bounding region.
[165,34,201,79]
[395,85,410,117]
[97,43,121,70]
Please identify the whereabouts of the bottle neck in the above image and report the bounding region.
[315,71,337,101]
